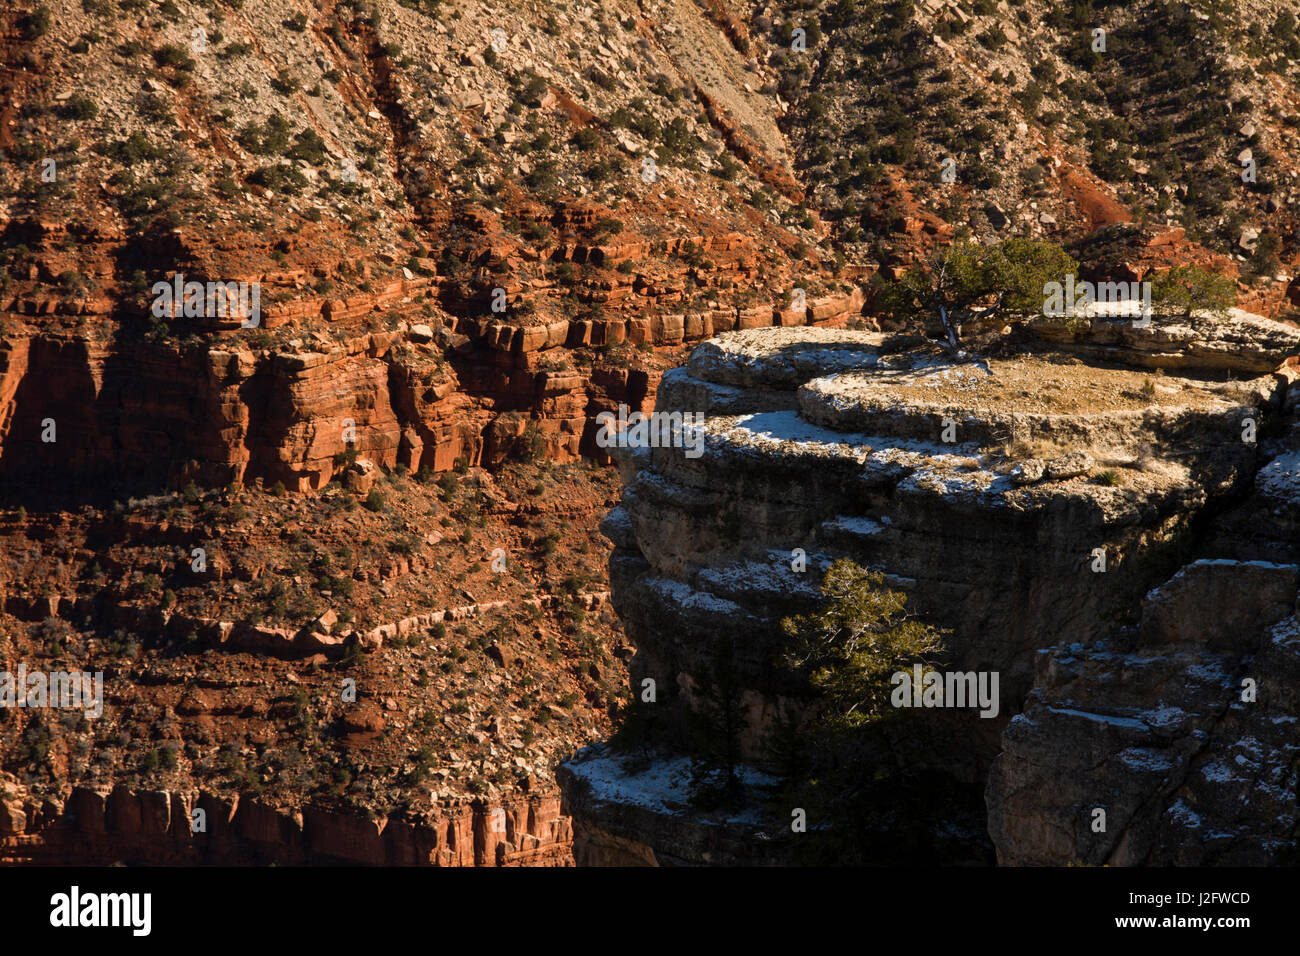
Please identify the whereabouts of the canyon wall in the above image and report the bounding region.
[0,290,866,499]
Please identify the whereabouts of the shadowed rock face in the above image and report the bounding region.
[564,317,1300,866]
[12,0,1300,873]
[987,560,1300,866]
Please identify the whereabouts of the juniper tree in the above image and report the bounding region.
[780,559,945,732]
[1150,264,1237,319]
[873,238,1077,347]
[775,558,955,864]
[686,634,746,810]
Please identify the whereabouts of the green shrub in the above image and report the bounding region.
[271,69,300,95]
[249,164,309,195]
[572,127,602,151]
[19,6,51,39]
[289,128,329,164]
[152,43,196,72]
[1151,265,1236,319]
[59,95,98,120]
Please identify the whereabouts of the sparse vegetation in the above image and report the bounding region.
[1151,265,1238,319]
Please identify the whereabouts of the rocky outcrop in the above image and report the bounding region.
[986,558,1300,866]
[5,587,609,661]
[564,315,1300,865]
[1025,309,1300,374]
[558,746,790,866]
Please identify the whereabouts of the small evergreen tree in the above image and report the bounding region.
[776,559,953,863]
[780,559,944,730]
[1150,264,1237,319]
[609,690,663,772]
[874,238,1078,347]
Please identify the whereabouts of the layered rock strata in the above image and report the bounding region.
[0,289,866,498]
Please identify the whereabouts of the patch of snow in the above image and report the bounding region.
[1186,557,1298,570]
[1166,799,1202,829]
[1118,747,1176,772]
[1232,736,1264,758]
[819,515,885,537]
[727,410,874,449]
[1205,830,1240,840]
[1269,617,1300,648]
[1199,761,1238,784]
[1255,450,1300,501]
[1185,661,1233,683]
[565,746,779,827]
[1046,706,1149,730]
[697,555,820,600]
[599,506,634,540]
[899,469,988,495]
[647,577,747,616]
[1144,706,1187,731]
[721,411,982,466]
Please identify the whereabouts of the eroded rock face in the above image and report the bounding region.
[986,560,1300,866]
[567,317,1300,865]
[1025,310,1300,374]
[0,294,871,502]
[0,780,571,866]
[605,334,1285,771]
[0,328,580,495]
